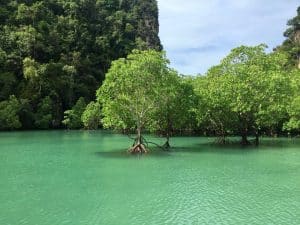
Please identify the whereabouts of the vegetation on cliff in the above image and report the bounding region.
[0,0,161,129]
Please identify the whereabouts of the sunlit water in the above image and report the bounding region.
[0,131,300,225]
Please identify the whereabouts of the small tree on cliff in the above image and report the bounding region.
[97,50,170,153]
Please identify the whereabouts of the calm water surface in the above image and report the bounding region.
[0,131,300,225]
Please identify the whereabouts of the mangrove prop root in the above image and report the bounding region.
[126,134,169,153]
[128,144,148,154]
[162,141,171,150]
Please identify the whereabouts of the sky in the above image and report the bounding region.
[157,0,299,75]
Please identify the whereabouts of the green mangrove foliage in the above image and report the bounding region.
[284,69,300,132]
[81,101,102,130]
[194,45,293,145]
[97,50,188,153]
[150,73,197,148]
[193,71,238,143]
[92,46,298,152]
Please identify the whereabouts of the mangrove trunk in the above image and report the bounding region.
[128,127,148,154]
[163,134,171,149]
[241,129,251,146]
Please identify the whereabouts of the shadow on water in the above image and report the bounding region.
[258,138,300,147]
[93,144,264,158]
[187,137,300,153]
[171,145,258,155]
[94,147,172,159]
[93,137,300,159]
[94,147,258,158]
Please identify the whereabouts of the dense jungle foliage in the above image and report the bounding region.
[276,6,300,68]
[0,0,161,130]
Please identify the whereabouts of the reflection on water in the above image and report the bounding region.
[0,131,300,225]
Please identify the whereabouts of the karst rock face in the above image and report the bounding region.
[295,30,300,69]
[277,6,300,69]
[133,0,162,50]
[0,0,162,129]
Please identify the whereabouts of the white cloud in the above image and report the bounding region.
[157,0,299,74]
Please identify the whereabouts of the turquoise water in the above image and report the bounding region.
[0,131,300,225]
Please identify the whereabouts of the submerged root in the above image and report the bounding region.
[162,141,171,150]
[127,134,170,154]
[215,137,227,145]
[241,139,251,146]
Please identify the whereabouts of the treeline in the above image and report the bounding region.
[1,3,300,144]
[94,47,300,152]
[194,45,299,145]
[0,0,161,130]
